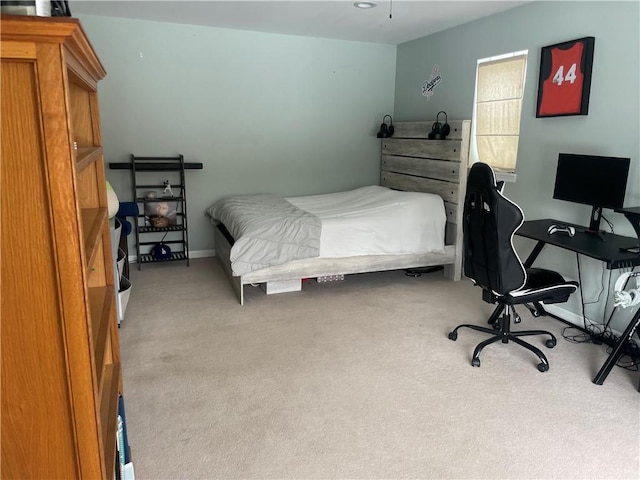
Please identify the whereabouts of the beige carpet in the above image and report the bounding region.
[119,257,639,479]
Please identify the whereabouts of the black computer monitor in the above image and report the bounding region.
[553,153,630,233]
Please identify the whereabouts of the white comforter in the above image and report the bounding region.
[287,185,446,258]
[209,185,447,276]
[207,194,322,276]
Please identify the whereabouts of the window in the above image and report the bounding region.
[471,50,528,179]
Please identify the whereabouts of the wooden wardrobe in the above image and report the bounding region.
[1,15,122,479]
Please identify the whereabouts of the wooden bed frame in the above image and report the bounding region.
[214,119,471,305]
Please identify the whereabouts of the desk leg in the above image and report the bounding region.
[523,240,546,268]
[592,308,640,386]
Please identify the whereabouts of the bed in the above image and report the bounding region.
[209,119,471,305]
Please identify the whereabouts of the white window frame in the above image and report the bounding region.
[470,49,528,183]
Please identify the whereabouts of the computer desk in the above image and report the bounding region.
[515,218,640,387]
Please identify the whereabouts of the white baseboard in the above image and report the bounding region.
[542,304,585,328]
[191,249,215,259]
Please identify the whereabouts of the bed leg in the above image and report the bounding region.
[444,263,462,281]
[235,278,244,306]
[214,255,244,305]
[214,226,245,305]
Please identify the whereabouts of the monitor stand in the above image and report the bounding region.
[585,206,606,241]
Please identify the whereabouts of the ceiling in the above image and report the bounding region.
[70,1,530,45]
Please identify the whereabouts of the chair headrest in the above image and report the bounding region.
[468,162,497,190]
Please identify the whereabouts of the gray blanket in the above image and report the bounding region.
[206,194,322,276]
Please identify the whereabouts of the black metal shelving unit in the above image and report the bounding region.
[126,154,199,270]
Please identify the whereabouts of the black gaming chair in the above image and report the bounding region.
[448,162,579,372]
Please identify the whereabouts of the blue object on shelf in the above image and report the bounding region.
[116,202,139,237]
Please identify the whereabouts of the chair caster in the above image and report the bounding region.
[537,362,549,372]
[525,304,542,317]
[448,331,457,341]
[545,338,557,348]
[471,358,481,367]
[492,322,501,331]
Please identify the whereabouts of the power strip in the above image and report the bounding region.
[317,274,344,283]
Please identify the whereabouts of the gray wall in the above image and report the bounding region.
[78,15,396,254]
[395,1,639,328]
[81,3,639,329]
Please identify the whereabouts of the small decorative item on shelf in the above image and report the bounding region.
[151,230,171,261]
[151,242,172,260]
[150,216,170,228]
[144,200,177,225]
[144,190,157,199]
[163,180,174,197]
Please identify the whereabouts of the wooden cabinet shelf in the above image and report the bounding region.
[76,146,103,171]
[89,286,115,385]
[100,363,121,480]
[1,15,124,480]
[82,206,108,274]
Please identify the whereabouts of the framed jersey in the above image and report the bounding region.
[536,37,595,118]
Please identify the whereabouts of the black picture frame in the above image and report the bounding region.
[536,37,595,118]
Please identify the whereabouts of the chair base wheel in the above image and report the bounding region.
[450,320,555,372]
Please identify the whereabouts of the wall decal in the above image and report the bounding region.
[422,64,441,100]
[536,37,595,117]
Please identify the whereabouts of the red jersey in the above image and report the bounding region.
[538,42,585,116]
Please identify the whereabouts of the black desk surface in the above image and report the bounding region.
[517,219,640,269]
[615,206,640,216]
